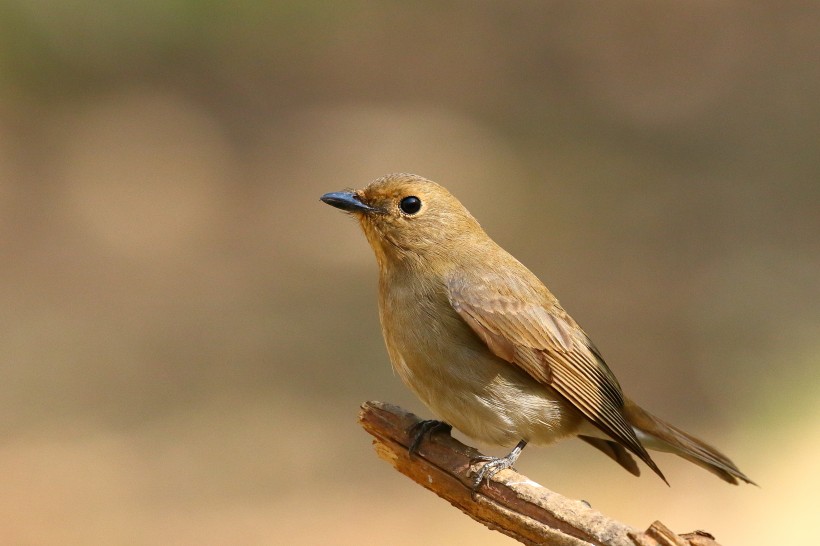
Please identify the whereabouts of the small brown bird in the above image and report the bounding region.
[321,173,754,489]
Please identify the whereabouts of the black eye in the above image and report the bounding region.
[399,196,422,215]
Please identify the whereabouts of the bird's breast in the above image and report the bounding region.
[378,271,474,385]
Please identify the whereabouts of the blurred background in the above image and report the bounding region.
[0,1,818,544]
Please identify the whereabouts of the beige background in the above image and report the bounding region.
[0,2,818,544]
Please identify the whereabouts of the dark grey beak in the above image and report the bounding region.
[320,191,380,214]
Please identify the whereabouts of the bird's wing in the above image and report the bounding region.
[446,275,666,482]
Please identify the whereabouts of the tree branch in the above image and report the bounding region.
[358,401,723,546]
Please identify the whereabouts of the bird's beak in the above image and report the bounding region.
[320,191,380,214]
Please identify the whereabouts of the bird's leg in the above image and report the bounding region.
[470,440,528,493]
[407,419,452,458]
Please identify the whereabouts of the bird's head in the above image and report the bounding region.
[321,173,484,268]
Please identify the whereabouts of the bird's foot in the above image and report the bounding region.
[470,454,517,489]
[469,440,527,498]
[407,419,452,458]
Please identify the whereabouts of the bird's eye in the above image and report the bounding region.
[399,196,422,215]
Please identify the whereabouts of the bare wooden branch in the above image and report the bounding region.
[358,401,723,546]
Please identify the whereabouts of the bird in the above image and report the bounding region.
[320,172,754,491]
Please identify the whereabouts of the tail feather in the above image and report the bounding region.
[624,399,756,486]
[578,435,641,477]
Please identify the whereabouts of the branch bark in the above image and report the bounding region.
[358,401,723,546]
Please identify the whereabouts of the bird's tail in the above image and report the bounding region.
[623,398,755,485]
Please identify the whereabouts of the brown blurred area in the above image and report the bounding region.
[0,2,818,544]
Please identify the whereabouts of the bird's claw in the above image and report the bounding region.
[470,454,500,463]
[468,440,527,500]
[407,419,452,458]
[470,455,516,493]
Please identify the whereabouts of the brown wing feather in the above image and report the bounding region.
[447,276,667,483]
